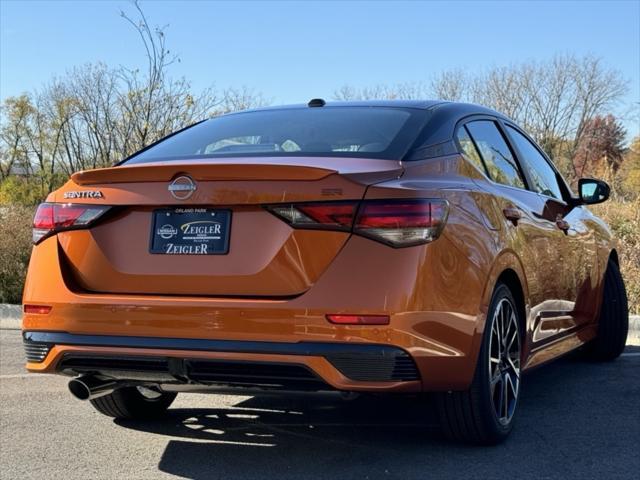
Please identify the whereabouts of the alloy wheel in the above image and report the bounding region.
[488,297,521,425]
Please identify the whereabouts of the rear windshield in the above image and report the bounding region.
[124,107,428,164]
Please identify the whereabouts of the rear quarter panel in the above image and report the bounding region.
[364,155,512,387]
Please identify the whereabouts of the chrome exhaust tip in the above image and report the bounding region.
[68,375,118,401]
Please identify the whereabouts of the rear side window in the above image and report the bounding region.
[465,120,526,189]
[456,127,488,175]
[125,107,428,164]
[505,125,563,200]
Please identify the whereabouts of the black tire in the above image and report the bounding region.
[436,283,522,445]
[587,259,629,361]
[90,387,177,419]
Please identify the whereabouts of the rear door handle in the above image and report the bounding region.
[503,206,522,225]
[556,216,570,233]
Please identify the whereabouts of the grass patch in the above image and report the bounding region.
[593,198,640,314]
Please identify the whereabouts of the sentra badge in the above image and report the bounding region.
[63,191,103,199]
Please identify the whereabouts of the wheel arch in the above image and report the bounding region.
[468,250,530,371]
[479,250,529,330]
[495,269,526,333]
[493,268,529,361]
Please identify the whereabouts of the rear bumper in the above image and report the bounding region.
[23,331,421,392]
[22,234,490,392]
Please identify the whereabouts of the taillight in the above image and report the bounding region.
[354,199,449,247]
[265,199,448,247]
[33,203,111,244]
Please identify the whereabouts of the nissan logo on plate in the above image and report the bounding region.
[168,175,197,200]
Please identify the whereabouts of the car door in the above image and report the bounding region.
[460,119,577,345]
[502,124,597,330]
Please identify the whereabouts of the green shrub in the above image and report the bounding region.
[0,176,45,205]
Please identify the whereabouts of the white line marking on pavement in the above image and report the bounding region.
[621,352,640,357]
[0,373,57,379]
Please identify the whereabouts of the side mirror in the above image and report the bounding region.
[578,178,610,205]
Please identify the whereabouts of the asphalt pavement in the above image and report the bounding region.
[1,327,639,479]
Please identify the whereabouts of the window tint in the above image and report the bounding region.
[456,126,487,174]
[506,125,563,200]
[125,107,428,164]
[465,120,525,189]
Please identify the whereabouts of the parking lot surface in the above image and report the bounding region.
[1,328,639,479]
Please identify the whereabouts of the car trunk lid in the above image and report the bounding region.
[56,157,402,297]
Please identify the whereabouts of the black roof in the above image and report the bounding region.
[236,99,444,111]
[305,99,445,109]
[243,99,506,117]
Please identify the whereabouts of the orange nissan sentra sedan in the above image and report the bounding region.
[22,100,628,444]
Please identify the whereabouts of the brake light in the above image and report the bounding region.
[33,203,110,244]
[267,202,357,231]
[266,199,448,247]
[354,199,449,247]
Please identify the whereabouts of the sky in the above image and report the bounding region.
[1,0,639,136]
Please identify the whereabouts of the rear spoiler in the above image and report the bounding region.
[72,162,337,185]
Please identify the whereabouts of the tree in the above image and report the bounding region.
[0,0,267,203]
[215,86,268,115]
[334,82,428,101]
[430,69,467,101]
[621,136,640,197]
[573,114,627,178]
[0,95,34,180]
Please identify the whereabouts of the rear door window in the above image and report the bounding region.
[465,120,526,189]
[456,126,488,175]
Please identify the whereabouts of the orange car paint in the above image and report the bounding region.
[23,147,613,392]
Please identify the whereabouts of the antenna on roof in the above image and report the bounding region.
[308,98,326,108]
